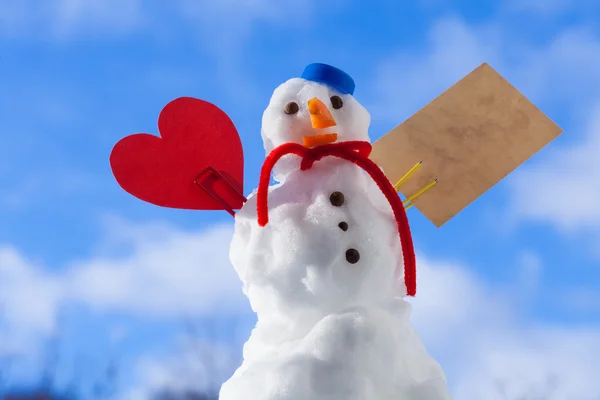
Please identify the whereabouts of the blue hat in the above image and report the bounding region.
[301,63,355,95]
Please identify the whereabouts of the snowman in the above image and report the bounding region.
[219,64,453,400]
[112,59,563,400]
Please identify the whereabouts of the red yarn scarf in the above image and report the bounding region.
[256,140,417,297]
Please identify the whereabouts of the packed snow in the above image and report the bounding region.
[219,76,452,400]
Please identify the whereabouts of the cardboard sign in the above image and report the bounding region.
[370,63,563,227]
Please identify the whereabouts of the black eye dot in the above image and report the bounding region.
[330,96,343,109]
[346,248,360,264]
[284,102,299,114]
[338,221,348,231]
[330,191,345,207]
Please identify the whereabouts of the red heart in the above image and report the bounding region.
[110,97,245,211]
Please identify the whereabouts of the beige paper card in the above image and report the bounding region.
[370,62,563,227]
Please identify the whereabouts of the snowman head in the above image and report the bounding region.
[261,64,371,181]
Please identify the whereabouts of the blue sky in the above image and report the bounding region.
[1,0,600,398]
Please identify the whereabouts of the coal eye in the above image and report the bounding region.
[284,102,299,114]
[330,96,343,109]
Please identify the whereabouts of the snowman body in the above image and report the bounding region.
[220,158,452,400]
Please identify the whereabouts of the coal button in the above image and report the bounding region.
[346,248,360,264]
[330,191,345,206]
[338,221,348,231]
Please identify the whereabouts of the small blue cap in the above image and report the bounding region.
[301,63,355,95]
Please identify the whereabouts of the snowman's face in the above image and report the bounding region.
[261,78,371,157]
[230,163,403,321]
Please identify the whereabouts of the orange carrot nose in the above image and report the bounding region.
[308,97,336,129]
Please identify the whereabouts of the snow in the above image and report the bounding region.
[220,77,452,399]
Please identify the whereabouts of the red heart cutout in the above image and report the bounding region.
[110,97,245,211]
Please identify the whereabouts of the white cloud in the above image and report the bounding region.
[508,103,600,233]
[561,287,600,314]
[0,0,334,42]
[0,247,64,335]
[370,17,600,120]
[408,255,513,346]
[0,217,247,358]
[0,246,66,362]
[178,0,314,38]
[453,327,600,399]
[369,16,600,234]
[0,0,318,39]
[502,0,600,16]
[368,17,504,123]
[120,335,238,400]
[409,257,600,399]
[0,0,145,38]
[516,250,543,298]
[66,218,247,317]
[176,0,340,105]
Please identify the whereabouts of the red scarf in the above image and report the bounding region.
[256,141,417,297]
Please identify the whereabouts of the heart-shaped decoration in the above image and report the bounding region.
[110,97,245,211]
